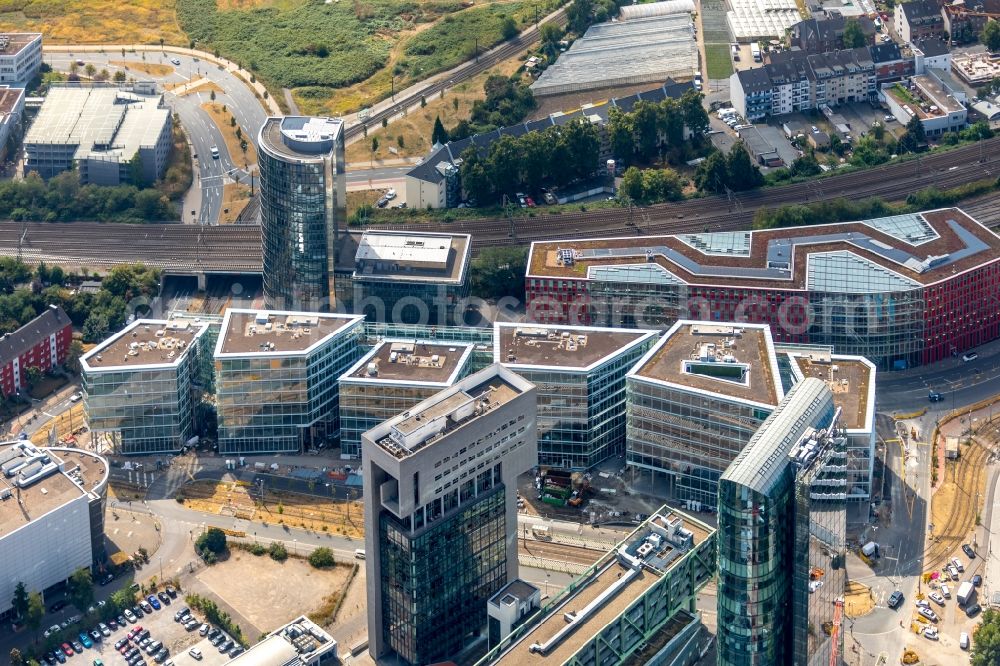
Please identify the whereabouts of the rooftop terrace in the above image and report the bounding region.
[633,322,781,406]
[790,353,872,430]
[353,231,470,284]
[83,319,203,370]
[490,510,712,665]
[0,442,107,536]
[259,116,343,161]
[0,33,39,56]
[217,310,360,356]
[496,323,653,370]
[344,340,471,384]
[528,208,1000,290]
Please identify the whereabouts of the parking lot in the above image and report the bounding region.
[37,589,244,666]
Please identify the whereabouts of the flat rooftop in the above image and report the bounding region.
[25,87,169,162]
[259,116,342,161]
[492,510,712,666]
[377,374,525,459]
[791,354,872,430]
[886,79,963,119]
[528,208,1000,290]
[0,442,107,536]
[497,324,652,370]
[0,33,39,56]
[83,319,202,370]
[228,615,337,666]
[634,323,781,406]
[0,86,23,115]
[344,341,471,384]
[217,310,358,355]
[353,231,470,284]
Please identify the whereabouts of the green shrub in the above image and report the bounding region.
[308,547,336,569]
[268,542,288,562]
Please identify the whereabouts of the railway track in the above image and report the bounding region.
[923,439,990,572]
[518,538,608,565]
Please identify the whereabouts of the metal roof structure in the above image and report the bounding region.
[727,0,801,41]
[530,15,698,97]
[619,0,696,20]
[353,230,470,284]
[720,377,835,495]
[528,208,1000,290]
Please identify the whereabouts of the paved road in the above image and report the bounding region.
[44,50,268,226]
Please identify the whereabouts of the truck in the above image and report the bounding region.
[751,43,762,62]
[958,581,975,606]
[531,525,552,540]
[861,542,879,558]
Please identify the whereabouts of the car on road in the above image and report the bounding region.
[888,590,904,608]
[963,543,976,559]
[170,58,181,66]
[928,592,945,606]
[963,351,978,362]
[99,573,114,586]
[973,574,983,587]
[210,146,220,159]
[188,648,203,660]
[928,390,943,402]
[960,631,970,649]
[966,603,982,617]
[918,606,938,622]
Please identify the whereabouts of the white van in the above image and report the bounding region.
[354,549,366,560]
[940,583,950,598]
[952,557,965,573]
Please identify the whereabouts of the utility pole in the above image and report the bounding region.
[475,38,479,63]
[535,4,539,27]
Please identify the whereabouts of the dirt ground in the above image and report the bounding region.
[196,552,353,630]
[844,581,874,618]
[29,403,86,447]
[0,1,186,45]
[200,102,258,170]
[110,60,175,77]
[219,182,251,223]
[166,78,224,97]
[926,437,988,571]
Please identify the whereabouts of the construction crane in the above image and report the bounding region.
[830,597,845,666]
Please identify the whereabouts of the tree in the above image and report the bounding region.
[68,567,93,610]
[789,153,821,177]
[898,115,926,153]
[469,246,528,300]
[109,588,137,613]
[726,141,764,191]
[486,134,524,199]
[10,648,23,666]
[268,542,288,561]
[982,19,1000,52]
[459,147,492,205]
[11,582,28,620]
[420,95,426,108]
[128,153,145,187]
[642,168,682,202]
[973,609,1000,665]
[25,592,43,632]
[308,547,336,568]
[620,166,644,201]
[501,16,519,40]
[607,106,636,162]
[567,0,593,33]
[842,18,866,48]
[23,366,41,388]
[540,22,563,46]
[694,151,729,193]
[84,63,96,78]
[113,70,127,83]
[431,116,448,145]
[195,527,228,556]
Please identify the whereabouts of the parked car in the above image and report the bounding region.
[184,618,199,630]
[951,557,965,573]
[165,586,177,599]
[525,196,536,208]
[45,625,61,638]
[79,632,93,649]
[228,646,244,658]
[385,188,396,201]
[973,574,983,587]
[923,626,939,640]
[173,607,190,622]
[963,352,978,362]
[928,592,945,606]
[948,565,960,580]
[157,592,170,605]
[199,623,210,636]
[146,595,161,611]
[99,573,114,586]
[940,583,950,598]
[188,648,203,660]
[960,631,970,649]
[72,640,85,653]
[917,606,938,622]
[963,544,977,559]
[49,600,67,613]
[124,609,137,623]
[61,643,75,657]
[966,603,983,617]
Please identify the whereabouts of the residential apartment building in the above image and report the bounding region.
[717,377,842,665]
[943,1,1000,44]
[214,309,365,454]
[258,117,346,311]
[0,441,109,621]
[894,0,944,43]
[883,72,967,136]
[362,365,537,665]
[0,33,41,85]
[625,322,785,506]
[0,85,24,162]
[525,207,1000,370]
[495,322,659,470]
[788,13,876,52]
[338,340,474,458]
[351,230,472,326]
[82,319,209,455]
[0,305,72,398]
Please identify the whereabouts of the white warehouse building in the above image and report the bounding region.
[0,441,109,621]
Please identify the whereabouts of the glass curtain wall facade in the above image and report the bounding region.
[513,340,656,470]
[259,117,345,312]
[379,484,507,665]
[626,382,772,506]
[216,326,363,453]
[354,281,471,327]
[84,362,198,455]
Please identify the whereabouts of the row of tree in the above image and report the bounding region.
[443,75,538,142]
[607,90,710,165]
[0,171,174,223]
[619,166,684,203]
[693,142,764,193]
[459,117,601,204]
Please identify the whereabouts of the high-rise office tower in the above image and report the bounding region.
[258,116,346,311]
[362,364,537,665]
[716,377,847,666]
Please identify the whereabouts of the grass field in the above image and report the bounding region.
[110,60,174,76]
[0,0,186,45]
[200,102,258,169]
[704,43,733,79]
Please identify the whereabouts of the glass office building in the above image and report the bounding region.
[338,340,473,458]
[362,365,537,666]
[717,377,837,666]
[626,321,784,506]
[259,116,346,312]
[351,231,472,326]
[495,322,659,470]
[81,319,210,455]
[214,309,365,454]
